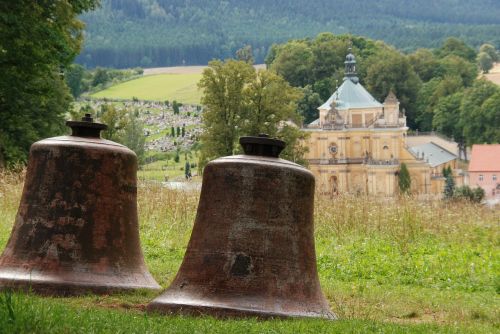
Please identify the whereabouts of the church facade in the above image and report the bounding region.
[302,50,457,196]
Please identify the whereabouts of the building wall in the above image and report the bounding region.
[469,171,500,199]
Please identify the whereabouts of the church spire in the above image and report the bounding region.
[344,46,359,84]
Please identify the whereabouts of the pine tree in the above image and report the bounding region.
[170,126,175,137]
[176,126,181,137]
[444,174,455,199]
[398,163,411,194]
[173,101,179,115]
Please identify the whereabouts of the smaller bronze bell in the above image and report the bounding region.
[148,135,334,319]
[0,114,160,295]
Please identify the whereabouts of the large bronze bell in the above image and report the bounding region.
[0,114,160,295]
[148,135,334,319]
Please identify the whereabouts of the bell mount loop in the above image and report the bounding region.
[239,134,286,158]
[66,113,108,138]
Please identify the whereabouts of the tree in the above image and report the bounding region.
[478,52,493,73]
[100,104,128,141]
[0,0,99,165]
[460,79,500,146]
[479,44,498,62]
[198,59,254,163]
[198,59,305,167]
[184,160,191,179]
[181,126,185,137]
[433,92,467,158]
[65,63,86,98]
[236,45,254,64]
[297,85,323,125]
[92,67,109,87]
[364,49,422,129]
[270,41,313,87]
[172,100,179,115]
[241,70,302,136]
[398,163,411,194]
[176,126,181,137]
[171,126,175,137]
[121,110,146,164]
[435,37,477,62]
[408,48,440,82]
[444,173,455,199]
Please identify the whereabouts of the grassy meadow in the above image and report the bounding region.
[0,169,499,333]
[91,73,202,104]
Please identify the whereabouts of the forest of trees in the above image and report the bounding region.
[79,0,500,68]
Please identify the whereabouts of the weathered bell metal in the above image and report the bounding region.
[148,134,334,319]
[0,114,160,295]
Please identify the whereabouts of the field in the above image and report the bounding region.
[91,73,203,104]
[0,170,499,333]
[484,63,500,85]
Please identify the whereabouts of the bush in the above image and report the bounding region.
[453,185,485,203]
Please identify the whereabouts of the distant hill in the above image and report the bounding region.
[79,0,500,68]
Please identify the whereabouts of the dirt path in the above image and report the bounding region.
[483,62,500,85]
[143,64,266,76]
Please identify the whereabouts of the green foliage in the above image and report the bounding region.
[235,45,254,64]
[444,174,455,199]
[297,85,323,124]
[78,0,500,68]
[477,52,493,73]
[92,67,110,87]
[398,163,411,194]
[435,37,477,62]
[460,79,500,145]
[198,59,305,167]
[0,0,99,165]
[84,103,147,164]
[270,41,313,87]
[479,43,498,62]
[65,64,87,98]
[184,160,191,178]
[454,185,485,203]
[364,49,422,128]
[172,100,180,115]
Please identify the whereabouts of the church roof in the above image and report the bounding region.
[408,142,457,168]
[319,79,383,111]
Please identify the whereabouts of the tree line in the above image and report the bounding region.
[78,0,500,68]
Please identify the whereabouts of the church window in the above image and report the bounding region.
[479,175,483,181]
[493,175,497,181]
[383,145,389,150]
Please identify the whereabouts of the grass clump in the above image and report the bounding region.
[0,170,498,333]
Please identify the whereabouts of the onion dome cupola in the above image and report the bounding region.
[344,47,359,84]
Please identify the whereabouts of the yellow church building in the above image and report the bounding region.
[303,49,459,196]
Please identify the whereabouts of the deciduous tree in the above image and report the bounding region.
[0,0,99,166]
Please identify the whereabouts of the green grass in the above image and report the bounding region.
[139,152,199,182]
[0,170,499,333]
[91,74,203,104]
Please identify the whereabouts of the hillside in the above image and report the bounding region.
[91,73,202,103]
[79,0,500,68]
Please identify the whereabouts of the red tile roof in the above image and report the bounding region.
[469,144,500,172]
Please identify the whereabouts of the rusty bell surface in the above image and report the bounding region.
[0,114,160,295]
[148,135,334,319]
